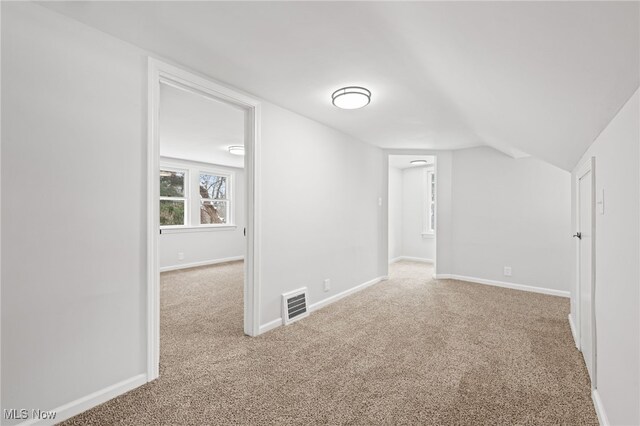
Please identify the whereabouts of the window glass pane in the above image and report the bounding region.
[160,170,185,197]
[200,201,227,224]
[160,200,185,226]
[200,174,227,199]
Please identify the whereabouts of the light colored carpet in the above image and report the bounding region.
[62,260,597,425]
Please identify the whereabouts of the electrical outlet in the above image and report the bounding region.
[504,266,512,277]
[323,279,331,292]
[178,252,184,261]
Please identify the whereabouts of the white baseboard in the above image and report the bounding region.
[258,317,282,334]
[433,274,570,298]
[568,313,579,348]
[390,256,433,264]
[160,256,244,272]
[18,374,147,426]
[309,276,385,312]
[434,273,452,279]
[258,275,386,335]
[592,389,610,426]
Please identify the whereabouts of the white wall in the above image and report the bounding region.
[1,3,385,421]
[1,3,147,422]
[447,146,572,293]
[158,157,244,271]
[259,103,384,325]
[571,89,639,426]
[388,167,403,261]
[401,166,435,261]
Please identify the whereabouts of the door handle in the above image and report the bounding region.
[573,232,582,239]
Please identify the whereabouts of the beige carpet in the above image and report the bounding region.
[62,261,597,425]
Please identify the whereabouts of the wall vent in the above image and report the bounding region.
[282,288,309,325]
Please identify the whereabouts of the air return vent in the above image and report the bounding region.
[282,288,309,325]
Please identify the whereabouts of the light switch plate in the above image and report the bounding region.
[598,189,604,215]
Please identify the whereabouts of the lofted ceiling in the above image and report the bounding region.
[160,83,245,168]
[41,1,639,171]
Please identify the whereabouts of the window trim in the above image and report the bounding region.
[159,162,237,229]
[159,166,189,228]
[160,225,238,234]
[423,167,436,236]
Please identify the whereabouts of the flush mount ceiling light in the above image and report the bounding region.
[228,145,245,156]
[410,160,429,166]
[331,86,371,109]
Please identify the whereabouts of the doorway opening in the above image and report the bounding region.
[147,59,261,381]
[387,155,437,278]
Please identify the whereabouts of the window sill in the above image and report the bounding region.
[421,232,435,239]
[161,225,238,234]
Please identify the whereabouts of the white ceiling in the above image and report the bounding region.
[42,1,639,171]
[389,155,435,170]
[159,83,245,168]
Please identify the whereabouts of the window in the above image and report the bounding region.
[199,173,230,225]
[159,163,234,229]
[159,169,187,226]
[423,169,436,235]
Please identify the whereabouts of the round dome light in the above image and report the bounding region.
[331,86,371,109]
[228,145,245,156]
[410,160,429,166]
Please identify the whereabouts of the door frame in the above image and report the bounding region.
[575,156,596,388]
[147,58,262,381]
[383,150,439,276]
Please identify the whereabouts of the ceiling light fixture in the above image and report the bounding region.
[410,160,429,166]
[331,86,371,109]
[228,145,245,156]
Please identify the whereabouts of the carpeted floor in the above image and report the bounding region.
[62,260,597,425]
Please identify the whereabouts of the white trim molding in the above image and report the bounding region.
[433,274,570,298]
[592,389,610,426]
[258,275,387,335]
[568,314,579,348]
[17,374,147,426]
[390,256,434,264]
[309,276,386,312]
[258,318,283,334]
[574,156,598,389]
[159,256,244,272]
[148,58,262,384]
[160,225,238,234]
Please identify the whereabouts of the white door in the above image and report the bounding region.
[578,166,594,383]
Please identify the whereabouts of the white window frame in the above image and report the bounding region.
[160,162,236,229]
[198,168,234,227]
[159,166,189,229]
[422,168,436,236]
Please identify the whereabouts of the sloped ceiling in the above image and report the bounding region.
[160,83,245,168]
[40,1,639,170]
